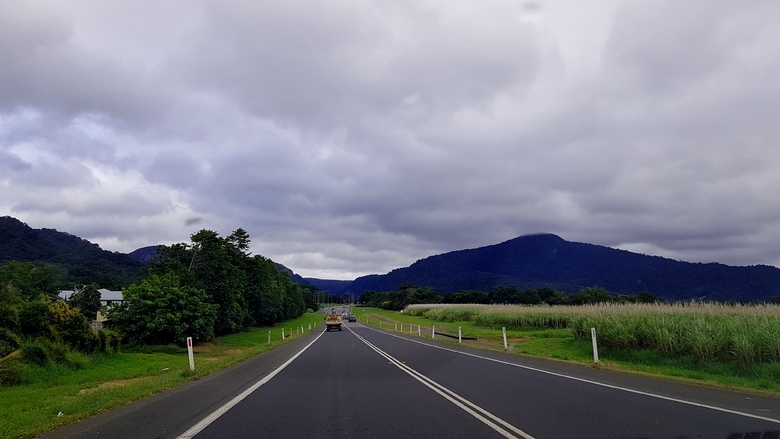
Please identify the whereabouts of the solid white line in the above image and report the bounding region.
[348,326,535,439]
[356,323,780,425]
[176,330,325,439]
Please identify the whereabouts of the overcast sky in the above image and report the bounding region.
[2,1,780,280]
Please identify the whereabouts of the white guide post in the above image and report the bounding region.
[591,328,599,364]
[458,327,462,344]
[395,322,398,331]
[282,328,285,340]
[432,326,436,339]
[418,325,421,336]
[187,337,195,371]
[410,324,413,335]
[502,327,508,350]
[268,331,271,344]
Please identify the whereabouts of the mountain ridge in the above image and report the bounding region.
[338,233,780,301]
[0,216,144,289]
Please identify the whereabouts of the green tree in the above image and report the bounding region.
[443,290,488,304]
[244,255,286,326]
[19,300,52,338]
[519,288,543,305]
[189,230,250,334]
[544,290,569,305]
[0,261,62,301]
[488,285,520,304]
[69,284,102,320]
[568,286,612,305]
[109,272,217,346]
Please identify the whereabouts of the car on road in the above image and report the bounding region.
[347,315,357,322]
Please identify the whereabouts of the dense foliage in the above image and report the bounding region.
[109,228,307,345]
[0,263,120,385]
[0,216,144,289]
[346,233,780,301]
[109,273,217,346]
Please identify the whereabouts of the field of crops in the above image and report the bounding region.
[405,303,780,367]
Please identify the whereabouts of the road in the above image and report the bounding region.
[44,321,780,439]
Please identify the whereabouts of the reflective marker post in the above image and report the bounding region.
[502,327,508,350]
[591,328,599,364]
[187,337,195,371]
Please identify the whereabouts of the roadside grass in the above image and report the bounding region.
[0,312,324,439]
[354,306,780,395]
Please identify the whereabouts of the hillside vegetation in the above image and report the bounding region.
[345,234,780,301]
[0,216,144,289]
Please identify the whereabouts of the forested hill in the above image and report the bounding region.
[343,234,780,301]
[0,216,144,289]
[272,263,352,293]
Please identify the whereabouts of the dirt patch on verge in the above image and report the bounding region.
[79,377,151,394]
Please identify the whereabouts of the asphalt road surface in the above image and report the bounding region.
[44,321,780,439]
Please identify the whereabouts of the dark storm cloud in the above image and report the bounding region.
[2,0,780,278]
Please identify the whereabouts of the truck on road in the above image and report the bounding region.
[324,308,343,331]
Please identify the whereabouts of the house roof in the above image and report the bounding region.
[58,289,124,302]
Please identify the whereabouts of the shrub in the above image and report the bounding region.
[21,342,49,366]
[19,301,51,338]
[0,362,24,386]
[0,328,20,358]
[0,305,19,331]
[34,338,69,364]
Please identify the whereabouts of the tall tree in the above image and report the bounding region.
[109,272,217,346]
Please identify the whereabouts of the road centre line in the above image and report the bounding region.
[347,326,535,439]
[175,330,325,439]
[355,323,780,424]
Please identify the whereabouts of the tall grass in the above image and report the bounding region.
[405,303,780,367]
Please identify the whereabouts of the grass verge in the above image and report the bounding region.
[0,312,324,439]
[354,307,780,396]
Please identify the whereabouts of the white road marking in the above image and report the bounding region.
[175,330,325,439]
[348,326,535,439]
[356,323,780,425]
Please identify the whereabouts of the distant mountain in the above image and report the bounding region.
[302,278,352,293]
[341,234,780,301]
[127,245,160,264]
[274,263,306,284]
[272,262,351,292]
[0,216,144,289]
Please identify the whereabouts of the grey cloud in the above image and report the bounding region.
[174,1,541,129]
[0,151,32,173]
[0,3,176,125]
[3,0,780,278]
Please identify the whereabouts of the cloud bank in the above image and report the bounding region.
[2,0,779,279]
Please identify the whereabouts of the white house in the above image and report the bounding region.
[58,289,124,307]
[58,289,124,330]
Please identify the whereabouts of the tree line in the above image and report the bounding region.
[108,228,312,346]
[0,228,317,385]
[359,283,666,311]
